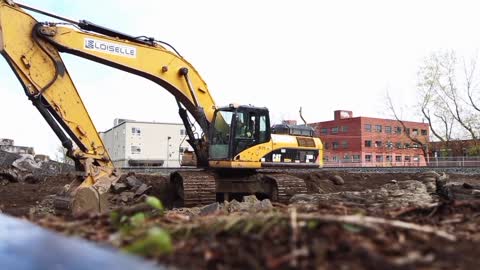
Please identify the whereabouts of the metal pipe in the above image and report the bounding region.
[16,2,78,24]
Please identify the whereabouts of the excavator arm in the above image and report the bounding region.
[0,0,216,214]
[0,1,125,214]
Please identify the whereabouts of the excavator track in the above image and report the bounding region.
[171,171,216,207]
[264,173,308,204]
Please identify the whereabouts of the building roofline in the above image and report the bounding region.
[310,116,428,126]
[100,120,184,134]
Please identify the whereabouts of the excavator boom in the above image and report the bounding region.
[0,1,323,211]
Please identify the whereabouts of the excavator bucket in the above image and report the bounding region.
[53,160,119,216]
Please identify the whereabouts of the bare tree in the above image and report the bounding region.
[416,53,456,144]
[386,92,429,158]
[429,52,479,140]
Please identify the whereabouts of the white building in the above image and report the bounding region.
[100,119,191,168]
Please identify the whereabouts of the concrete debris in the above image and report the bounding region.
[436,173,453,200]
[12,154,42,172]
[243,195,259,204]
[120,192,135,203]
[290,180,434,208]
[422,170,441,179]
[472,190,480,197]
[112,183,128,194]
[329,175,345,185]
[134,184,151,197]
[200,202,221,216]
[126,176,143,189]
[176,196,274,217]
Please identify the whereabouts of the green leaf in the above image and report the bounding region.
[307,220,318,230]
[124,227,173,256]
[110,211,120,226]
[130,212,146,227]
[146,196,164,210]
[342,223,363,233]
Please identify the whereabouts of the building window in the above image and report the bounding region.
[132,127,141,135]
[395,156,402,162]
[412,129,418,136]
[364,140,372,147]
[395,127,402,134]
[332,141,339,149]
[343,155,351,161]
[375,141,382,148]
[341,126,348,132]
[386,141,393,149]
[404,156,411,162]
[375,125,382,132]
[404,128,410,135]
[396,142,403,149]
[421,129,427,136]
[323,156,329,162]
[413,156,420,162]
[405,143,410,148]
[331,127,339,134]
[131,146,141,154]
[341,141,348,149]
[385,126,392,134]
[180,129,186,135]
[376,155,383,162]
[365,124,372,132]
[332,156,338,161]
[386,155,392,162]
[365,155,372,162]
[320,128,328,135]
[352,155,361,161]
[412,143,419,148]
[324,142,329,149]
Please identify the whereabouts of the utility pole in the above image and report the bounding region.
[166,136,171,168]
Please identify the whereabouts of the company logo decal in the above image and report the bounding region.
[84,38,136,58]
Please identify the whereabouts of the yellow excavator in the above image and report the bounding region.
[0,1,323,214]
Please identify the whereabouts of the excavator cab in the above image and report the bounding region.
[209,104,270,160]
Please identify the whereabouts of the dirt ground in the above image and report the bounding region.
[1,170,480,269]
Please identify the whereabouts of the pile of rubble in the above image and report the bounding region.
[0,150,74,184]
[170,195,274,218]
[109,173,154,206]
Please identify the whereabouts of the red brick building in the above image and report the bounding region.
[309,110,430,167]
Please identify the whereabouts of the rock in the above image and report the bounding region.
[126,176,143,189]
[472,190,480,197]
[134,184,151,196]
[243,195,259,204]
[329,175,344,185]
[23,174,41,184]
[291,180,433,208]
[0,169,19,182]
[120,192,135,203]
[12,154,42,172]
[435,174,454,201]
[422,170,441,178]
[290,194,318,204]
[225,199,243,212]
[112,183,128,194]
[390,179,398,184]
[200,202,221,216]
[258,199,273,210]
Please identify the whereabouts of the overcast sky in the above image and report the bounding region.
[1,0,480,158]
